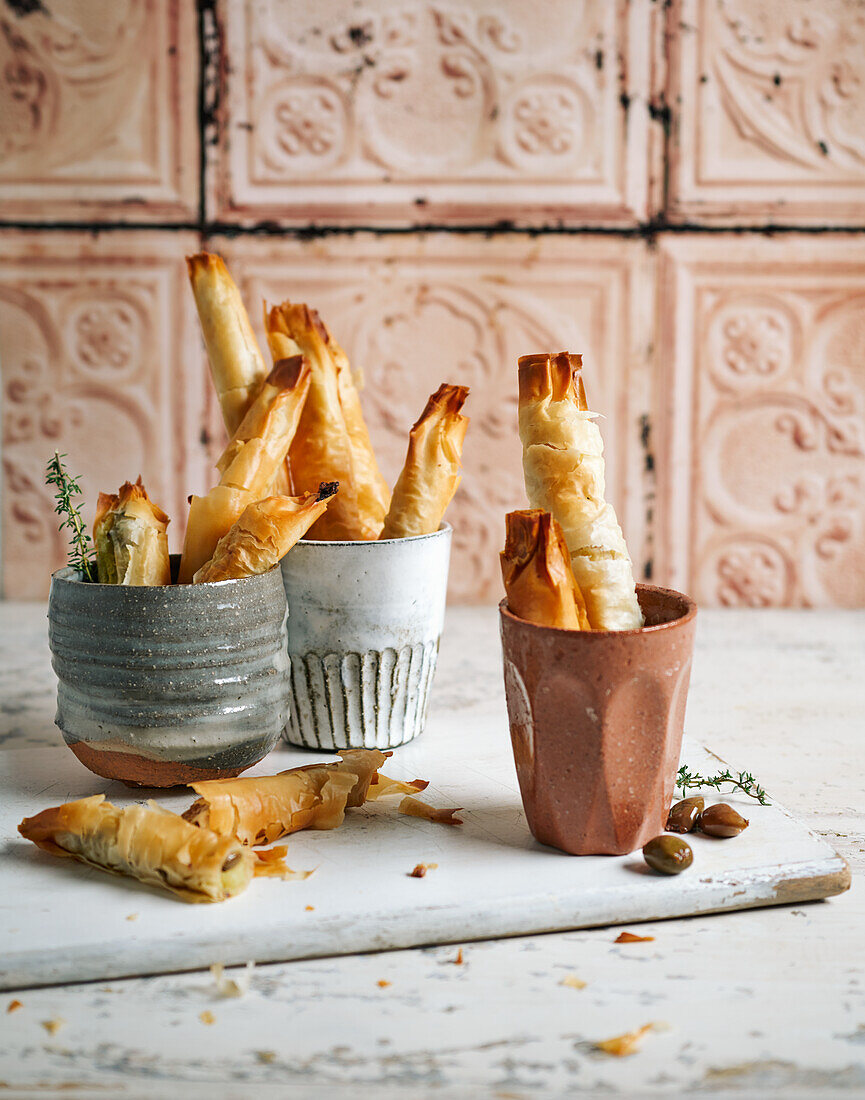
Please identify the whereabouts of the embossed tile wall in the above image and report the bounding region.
[0,232,208,598]
[0,0,199,223]
[1,0,864,604]
[657,235,865,607]
[209,0,656,226]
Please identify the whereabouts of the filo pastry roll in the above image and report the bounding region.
[187,252,268,436]
[193,484,338,583]
[93,478,171,586]
[178,369,309,584]
[380,383,469,539]
[266,303,389,540]
[518,353,643,631]
[501,509,590,630]
[182,750,389,845]
[18,795,255,903]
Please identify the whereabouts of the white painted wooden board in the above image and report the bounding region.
[0,711,849,991]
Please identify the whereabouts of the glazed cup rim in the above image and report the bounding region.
[50,561,283,590]
[295,521,452,549]
[499,582,697,637]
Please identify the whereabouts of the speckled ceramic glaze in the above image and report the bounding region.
[500,584,697,856]
[48,560,291,786]
[280,524,452,750]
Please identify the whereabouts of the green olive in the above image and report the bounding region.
[642,835,693,875]
[699,803,749,838]
[665,796,704,834]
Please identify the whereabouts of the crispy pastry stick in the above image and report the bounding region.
[518,353,642,630]
[501,509,590,630]
[266,303,389,540]
[187,252,268,436]
[182,750,390,845]
[178,386,305,584]
[380,383,470,539]
[216,356,310,493]
[193,484,338,583]
[18,795,254,903]
[93,478,171,586]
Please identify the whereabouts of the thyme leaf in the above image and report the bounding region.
[45,452,96,582]
[676,765,769,805]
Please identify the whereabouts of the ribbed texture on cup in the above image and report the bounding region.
[286,641,439,749]
[47,566,291,770]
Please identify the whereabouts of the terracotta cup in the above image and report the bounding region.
[499,584,697,856]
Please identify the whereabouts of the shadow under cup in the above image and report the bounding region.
[499,584,698,856]
[280,524,452,750]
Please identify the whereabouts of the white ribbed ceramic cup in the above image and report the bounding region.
[280,524,452,750]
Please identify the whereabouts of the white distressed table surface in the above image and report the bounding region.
[0,604,862,1099]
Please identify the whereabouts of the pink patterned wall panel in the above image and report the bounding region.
[667,0,865,225]
[0,232,208,599]
[0,0,198,222]
[657,235,865,607]
[209,234,654,602]
[208,0,654,226]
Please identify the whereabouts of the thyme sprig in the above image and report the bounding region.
[45,452,96,582]
[676,765,769,806]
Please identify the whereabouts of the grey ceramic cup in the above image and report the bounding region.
[48,558,291,786]
[280,524,452,750]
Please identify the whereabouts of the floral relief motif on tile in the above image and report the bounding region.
[668,0,865,224]
[658,237,865,607]
[0,0,198,221]
[210,235,652,602]
[211,0,651,225]
[0,232,205,598]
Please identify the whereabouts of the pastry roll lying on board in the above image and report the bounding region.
[18,795,254,903]
[501,509,590,631]
[93,478,171,587]
[183,749,417,846]
[380,383,470,539]
[187,252,268,436]
[266,303,389,541]
[193,484,338,583]
[518,352,643,631]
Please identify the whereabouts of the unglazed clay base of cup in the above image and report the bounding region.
[281,525,452,750]
[48,559,291,787]
[499,584,698,856]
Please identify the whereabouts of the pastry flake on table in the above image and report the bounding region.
[380,383,470,539]
[18,795,255,903]
[93,477,171,587]
[501,508,590,630]
[518,351,642,630]
[398,796,463,825]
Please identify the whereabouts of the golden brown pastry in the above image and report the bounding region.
[518,352,643,631]
[266,303,388,540]
[501,509,590,630]
[379,383,469,539]
[186,252,268,436]
[93,478,171,586]
[182,750,389,845]
[178,385,306,584]
[18,795,254,903]
[192,484,338,583]
[215,356,310,496]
